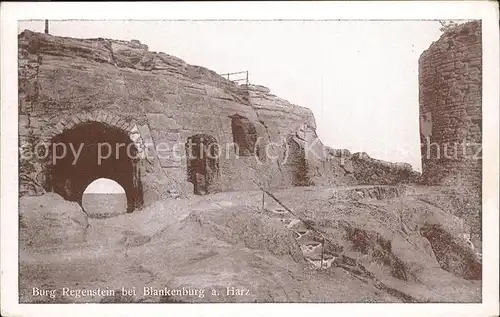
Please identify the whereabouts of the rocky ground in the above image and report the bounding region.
[19,185,481,303]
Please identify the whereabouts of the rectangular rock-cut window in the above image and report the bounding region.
[229,114,258,156]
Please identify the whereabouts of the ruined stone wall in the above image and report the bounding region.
[419,21,482,188]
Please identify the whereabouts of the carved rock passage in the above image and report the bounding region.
[419,21,482,188]
[50,122,143,212]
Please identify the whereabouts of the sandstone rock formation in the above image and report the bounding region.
[19,186,481,303]
[19,193,89,249]
[16,23,483,305]
[18,30,419,212]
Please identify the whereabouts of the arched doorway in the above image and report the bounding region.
[82,178,128,218]
[185,134,220,195]
[48,121,143,212]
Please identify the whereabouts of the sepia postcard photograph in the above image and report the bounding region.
[1,2,499,317]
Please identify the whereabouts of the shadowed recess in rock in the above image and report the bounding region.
[185,134,220,195]
[49,122,143,212]
[229,114,258,157]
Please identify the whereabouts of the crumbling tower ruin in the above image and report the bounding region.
[419,21,482,188]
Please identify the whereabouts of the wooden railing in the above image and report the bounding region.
[219,70,249,86]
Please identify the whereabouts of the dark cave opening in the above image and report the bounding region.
[48,122,143,213]
[229,114,258,157]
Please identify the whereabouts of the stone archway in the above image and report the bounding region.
[41,111,146,213]
[185,134,220,195]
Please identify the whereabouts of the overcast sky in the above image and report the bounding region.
[83,178,125,194]
[19,20,444,174]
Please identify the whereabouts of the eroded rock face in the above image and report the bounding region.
[420,224,481,280]
[19,193,89,249]
[349,152,420,185]
[19,186,481,303]
[17,30,322,206]
[18,30,422,209]
[181,207,305,263]
[268,186,482,301]
[16,28,482,304]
